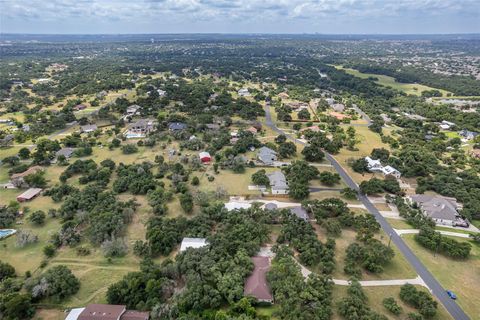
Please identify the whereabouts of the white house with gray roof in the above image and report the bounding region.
[267,171,288,195]
[257,147,277,166]
[408,194,468,227]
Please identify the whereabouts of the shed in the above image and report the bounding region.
[199,151,212,163]
[17,188,42,202]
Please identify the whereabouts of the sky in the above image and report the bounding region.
[1,0,479,34]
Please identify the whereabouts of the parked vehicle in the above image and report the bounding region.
[446,290,457,300]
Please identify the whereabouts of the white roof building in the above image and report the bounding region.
[225,201,252,211]
[238,88,250,97]
[180,237,208,252]
[365,157,401,179]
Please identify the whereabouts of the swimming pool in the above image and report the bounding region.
[0,229,17,239]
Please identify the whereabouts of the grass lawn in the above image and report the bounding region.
[386,218,413,230]
[334,66,451,97]
[34,309,65,320]
[334,125,391,184]
[256,305,279,319]
[402,234,480,319]
[332,285,453,320]
[314,226,416,281]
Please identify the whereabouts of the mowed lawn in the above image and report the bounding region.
[402,235,480,319]
[314,225,416,281]
[334,66,451,97]
[334,125,391,184]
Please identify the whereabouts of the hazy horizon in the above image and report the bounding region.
[1,0,479,35]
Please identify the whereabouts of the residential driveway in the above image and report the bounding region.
[395,229,472,239]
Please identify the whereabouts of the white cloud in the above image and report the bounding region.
[0,0,478,33]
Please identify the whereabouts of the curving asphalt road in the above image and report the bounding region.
[263,104,470,320]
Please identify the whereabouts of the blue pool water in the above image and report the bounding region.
[0,229,16,239]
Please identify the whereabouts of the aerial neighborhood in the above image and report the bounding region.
[0,32,479,320]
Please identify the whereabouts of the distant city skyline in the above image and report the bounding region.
[1,0,479,35]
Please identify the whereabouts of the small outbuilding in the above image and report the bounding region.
[180,237,208,252]
[17,188,42,202]
[199,151,212,163]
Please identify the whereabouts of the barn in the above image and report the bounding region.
[17,188,42,202]
[199,151,212,163]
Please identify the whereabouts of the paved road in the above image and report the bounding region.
[395,229,472,239]
[263,105,470,320]
[27,121,78,151]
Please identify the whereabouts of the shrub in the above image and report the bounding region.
[121,144,138,154]
[101,238,128,258]
[383,297,402,315]
[28,210,46,225]
[0,261,16,281]
[43,244,56,258]
[15,230,38,248]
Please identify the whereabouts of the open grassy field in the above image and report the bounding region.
[402,234,480,319]
[334,66,451,97]
[314,226,416,281]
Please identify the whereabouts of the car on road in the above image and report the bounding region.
[446,290,457,300]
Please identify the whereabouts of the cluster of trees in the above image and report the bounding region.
[278,212,335,274]
[267,246,334,320]
[60,159,114,185]
[108,206,271,318]
[113,162,157,195]
[360,177,402,195]
[344,240,394,276]
[337,279,388,320]
[414,226,471,259]
[399,284,438,318]
[273,134,297,159]
[283,161,319,200]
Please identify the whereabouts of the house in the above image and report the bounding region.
[409,195,468,227]
[238,88,250,97]
[365,157,401,179]
[380,114,392,124]
[263,203,278,211]
[381,166,401,179]
[278,92,289,99]
[22,124,30,132]
[325,98,335,105]
[81,124,98,133]
[257,147,277,166]
[267,171,289,195]
[250,122,262,131]
[168,122,187,131]
[10,166,43,188]
[73,104,87,111]
[331,103,345,112]
[17,188,42,202]
[225,201,252,211]
[180,238,208,252]
[300,125,323,134]
[244,256,273,303]
[439,120,455,130]
[65,304,149,320]
[126,105,141,116]
[246,126,258,135]
[56,147,75,159]
[125,119,155,138]
[328,112,350,120]
[289,206,309,221]
[365,156,383,171]
[0,134,14,147]
[157,89,166,97]
[199,151,212,163]
[459,129,479,140]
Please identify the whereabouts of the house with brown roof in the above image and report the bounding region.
[244,256,273,303]
[65,304,149,320]
[10,166,43,188]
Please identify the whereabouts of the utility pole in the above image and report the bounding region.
[388,232,393,248]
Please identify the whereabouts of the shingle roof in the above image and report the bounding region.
[410,195,459,221]
[244,256,273,302]
[78,304,126,320]
[267,171,288,191]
